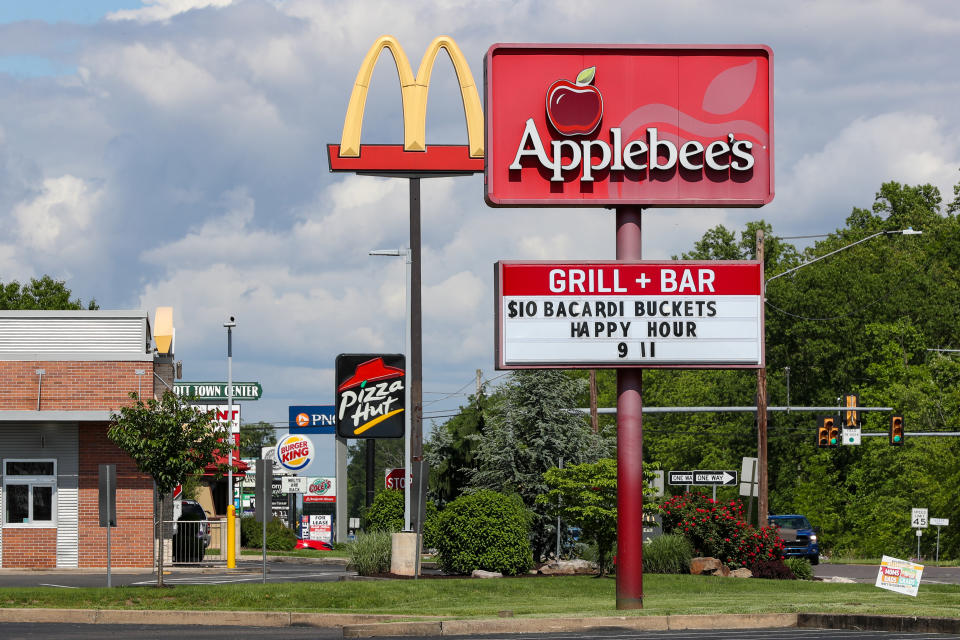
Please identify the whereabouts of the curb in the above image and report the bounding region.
[798,613,960,635]
[0,609,956,636]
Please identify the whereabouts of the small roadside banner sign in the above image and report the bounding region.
[876,555,923,597]
[931,518,949,527]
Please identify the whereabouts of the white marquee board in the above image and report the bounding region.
[496,261,764,368]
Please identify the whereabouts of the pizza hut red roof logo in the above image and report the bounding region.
[337,357,404,392]
[546,66,603,136]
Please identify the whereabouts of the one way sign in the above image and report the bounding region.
[668,470,737,486]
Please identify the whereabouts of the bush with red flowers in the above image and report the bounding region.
[658,492,785,571]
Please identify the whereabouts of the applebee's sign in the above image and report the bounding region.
[485,44,773,207]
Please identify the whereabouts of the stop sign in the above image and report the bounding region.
[384,468,407,490]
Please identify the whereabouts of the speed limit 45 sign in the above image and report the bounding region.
[911,508,928,528]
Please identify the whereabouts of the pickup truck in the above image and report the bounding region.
[768,514,820,565]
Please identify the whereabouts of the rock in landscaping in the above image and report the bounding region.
[472,569,503,578]
[689,557,722,575]
[714,564,731,577]
[820,576,855,583]
[538,559,598,575]
[729,568,753,578]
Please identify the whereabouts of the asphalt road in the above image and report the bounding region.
[814,562,960,585]
[0,560,349,588]
[0,624,956,639]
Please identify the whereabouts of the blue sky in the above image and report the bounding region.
[0,1,141,24]
[2,0,960,480]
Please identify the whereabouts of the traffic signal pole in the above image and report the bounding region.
[616,206,643,610]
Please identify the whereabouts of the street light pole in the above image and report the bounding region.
[224,315,237,569]
[370,248,413,532]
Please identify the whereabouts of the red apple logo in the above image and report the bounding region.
[546,66,603,136]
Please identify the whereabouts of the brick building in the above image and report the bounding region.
[0,310,168,568]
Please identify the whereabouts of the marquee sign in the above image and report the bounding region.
[327,35,484,174]
[495,261,763,368]
[485,44,773,207]
[335,354,406,438]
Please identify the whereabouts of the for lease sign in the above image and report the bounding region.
[495,261,763,368]
[485,44,773,207]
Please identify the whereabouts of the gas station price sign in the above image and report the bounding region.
[495,260,763,369]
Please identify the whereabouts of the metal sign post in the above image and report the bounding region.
[930,518,949,565]
[98,464,117,588]
[255,460,273,584]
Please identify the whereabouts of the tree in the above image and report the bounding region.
[540,458,663,576]
[0,275,98,310]
[238,420,277,458]
[425,389,489,506]
[346,438,404,520]
[108,392,225,587]
[468,370,611,560]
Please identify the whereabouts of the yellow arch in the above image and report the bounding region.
[339,35,484,158]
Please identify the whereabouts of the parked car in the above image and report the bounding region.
[173,499,210,562]
[295,538,333,551]
[768,514,819,565]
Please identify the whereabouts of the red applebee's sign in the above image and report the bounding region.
[495,261,764,369]
[485,44,773,207]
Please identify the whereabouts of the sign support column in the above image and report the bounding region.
[616,206,643,609]
[756,230,768,527]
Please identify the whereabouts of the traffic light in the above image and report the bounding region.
[844,394,860,428]
[890,415,904,446]
[817,416,838,447]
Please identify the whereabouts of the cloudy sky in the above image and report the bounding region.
[2,0,959,473]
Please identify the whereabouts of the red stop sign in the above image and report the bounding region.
[384,468,406,490]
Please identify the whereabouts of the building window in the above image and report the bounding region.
[3,459,56,526]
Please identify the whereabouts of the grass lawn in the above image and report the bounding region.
[239,548,351,559]
[0,575,957,619]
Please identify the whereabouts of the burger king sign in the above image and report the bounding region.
[275,434,314,472]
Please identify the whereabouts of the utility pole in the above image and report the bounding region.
[756,229,768,528]
[476,369,483,397]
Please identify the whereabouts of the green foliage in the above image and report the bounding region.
[660,492,785,568]
[346,439,404,520]
[0,275,98,310]
[109,392,224,496]
[539,458,617,574]
[427,390,490,506]
[240,517,296,550]
[238,421,277,459]
[435,490,533,576]
[349,531,392,576]
[468,370,611,560]
[785,557,814,580]
[642,534,694,574]
[364,489,404,532]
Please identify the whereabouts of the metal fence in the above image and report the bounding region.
[157,518,227,565]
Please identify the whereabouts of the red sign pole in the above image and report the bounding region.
[616,206,643,609]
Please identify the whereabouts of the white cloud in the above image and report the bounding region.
[12,175,102,252]
[107,0,235,23]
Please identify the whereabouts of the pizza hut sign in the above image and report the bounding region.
[485,44,773,207]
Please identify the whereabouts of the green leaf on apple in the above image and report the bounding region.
[576,66,596,86]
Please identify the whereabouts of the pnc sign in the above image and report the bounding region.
[485,44,773,207]
[327,35,484,174]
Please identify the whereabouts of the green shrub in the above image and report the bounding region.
[643,534,693,574]
[434,490,533,576]
[784,557,814,580]
[349,530,392,575]
[240,517,296,550]
[364,490,404,532]
[422,502,441,549]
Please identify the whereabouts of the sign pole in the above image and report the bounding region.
[106,469,112,588]
[616,205,643,610]
[410,178,423,465]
